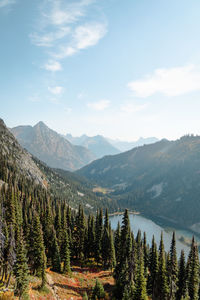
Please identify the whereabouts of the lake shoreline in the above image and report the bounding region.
[109,210,140,217]
[110,210,200,250]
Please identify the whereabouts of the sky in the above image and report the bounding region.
[1,0,200,141]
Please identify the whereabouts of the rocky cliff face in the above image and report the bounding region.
[0,119,45,186]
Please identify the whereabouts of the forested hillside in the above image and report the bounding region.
[78,136,200,230]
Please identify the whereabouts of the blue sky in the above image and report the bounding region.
[1,0,200,141]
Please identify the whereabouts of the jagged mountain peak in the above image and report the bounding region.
[11,122,95,171]
[34,121,49,130]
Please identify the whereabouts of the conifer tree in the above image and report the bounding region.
[31,213,46,278]
[128,234,137,283]
[51,227,61,272]
[41,251,47,288]
[74,205,85,261]
[134,250,148,300]
[115,259,129,299]
[187,237,199,300]
[95,209,103,264]
[62,229,71,274]
[143,232,148,277]
[114,221,121,264]
[14,227,29,299]
[106,225,116,270]
[148,235,158,297]
[120,209,131,263]
[177,250,186,300]
[102,209,112,269]
[43,199,53,261]
[169,232,178,299]
[54,205,62,248]
[87,215,95,258]
[157,232,168,300]
[5,185,16,227]
[92,279,105,300]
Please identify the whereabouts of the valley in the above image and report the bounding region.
[1,118,200,300]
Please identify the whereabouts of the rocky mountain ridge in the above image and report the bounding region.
[11,122,95,171]
[0,119,45,186]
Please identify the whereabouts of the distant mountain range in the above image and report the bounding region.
[66,133,120,159]
[77,135,200,231]
[107,136,159,152]
[66,133,159,154]
[11,122,159,171]
[11,122,95,171]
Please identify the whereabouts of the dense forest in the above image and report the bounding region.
[0,151,200,300]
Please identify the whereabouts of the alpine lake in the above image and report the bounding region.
[110,213,200,257]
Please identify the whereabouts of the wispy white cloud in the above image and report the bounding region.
[128,64,200,98]
[48,86,64,95]
[43,60,62,72]
[31,0,107,70]
[53,22,107,59]
[30,27,71,47]
[87,99,110,111]
[0,0,15,8]
[121,103,148,114]
[75,23,107,50]
[48,0,94,26]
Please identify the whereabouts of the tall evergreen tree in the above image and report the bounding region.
[157,232,169,300]
[108,226,116,270]
[143,232,148,277]
[176,250,186,300]
[95,209,103,264]
[54,205,62,248]
[148,235,158,298]
[31,213,46,278]
[51,227,61,272]
[169,232,178,299]
[14,227,29,299]
[62,229,71,274]
[120,209,131,263]
[114,221,121,264]
[134,250,148,300]
[187,237,199,300]
[74,205,85,262]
